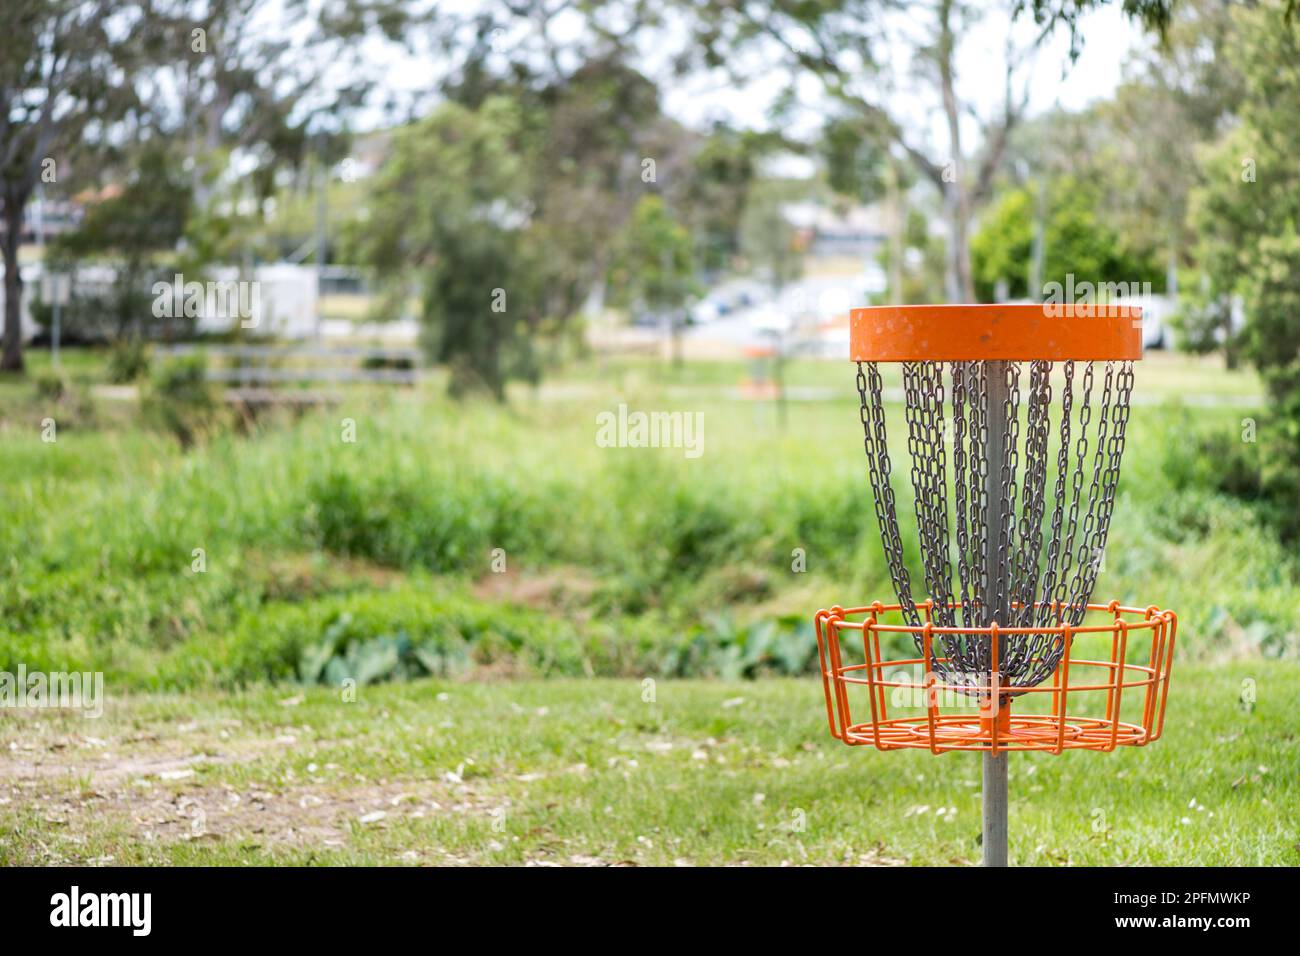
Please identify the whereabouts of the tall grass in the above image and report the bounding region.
[1,371,1294,687]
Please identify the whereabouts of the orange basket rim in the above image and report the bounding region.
[850,303,1143,362]
[816,600,1175,637]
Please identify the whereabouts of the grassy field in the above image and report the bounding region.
[0,348,1293,688]
[0,346,1294,866]
[1,663,1294,866]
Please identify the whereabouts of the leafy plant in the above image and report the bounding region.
[107,338,150,383]
[141,352,220,448]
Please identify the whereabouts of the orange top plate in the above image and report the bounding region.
[850,304,1143,362]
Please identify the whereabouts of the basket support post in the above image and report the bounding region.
[982,751,1008,866]
[982,359,1011,867]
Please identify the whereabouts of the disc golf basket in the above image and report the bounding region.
[813,304,1177,866]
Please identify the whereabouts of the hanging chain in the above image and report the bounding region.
[854,352,1135,696]
[857,361,919,626]
[951,363,975,632]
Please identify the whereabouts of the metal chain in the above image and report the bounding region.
[854,353,1134,696]
[1036,360,1074,632]
[1064,361,1116,620]
[1052,361,1094,618]
[904,362,955,629]
[995,361,1022,629]
[951,362,976,632]
[857,361,920,627]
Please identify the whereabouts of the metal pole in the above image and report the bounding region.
[982,359,1010,867]
[315,147,327,341]
[52,283,60,369]
[983,747,1008,866]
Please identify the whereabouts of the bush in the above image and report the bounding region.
[157,586,589,687]
[1164,417,1263,500]
[28,368,99,430]
[107,338,150,383]
[141,352,221,448]
[32,369,67,402]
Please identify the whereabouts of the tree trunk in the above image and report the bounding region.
[2,185,26,372]
[887,160,904,305]
[671,313,684,367]
[937,0,977,304]
[947,185,975,302]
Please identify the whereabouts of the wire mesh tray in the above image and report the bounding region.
[813,600,1177,754]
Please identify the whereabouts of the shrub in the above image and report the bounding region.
[107,337,150,383]
[142,352,221,448]
[33,369,67,402]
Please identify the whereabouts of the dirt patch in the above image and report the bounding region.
[249,551,408,602]
[1,718,493,862]
[109,777,476,850]
[472,566,599,611]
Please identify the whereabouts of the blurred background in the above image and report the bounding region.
[0,0,1297,865]
[3,0,1298,682]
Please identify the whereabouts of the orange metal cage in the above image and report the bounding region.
[813,600,1176,755]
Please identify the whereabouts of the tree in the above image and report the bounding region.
[609,195,698,364]
[989,0,1243,315]
[350,97,537,399]
[434,5,695,332]
[44,145,193,343]
[1188,2,1300,534]
[678,0,1174,300]
[739,183,803,293]
[971,176,1163,303]
[880,207,949,306]
[0,0,151,371]
[676,125,777,277]
[139,0,405,285]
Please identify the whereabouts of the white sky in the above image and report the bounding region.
[661,5,1146,142]
[358,1,1151,163]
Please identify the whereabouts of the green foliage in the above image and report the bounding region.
[739,182,804,290]
[27,366,97,429]
[819,117,888,201]
[32,369,67,402]
[141,353,220,448]
[1188,4,1300,538]
[657,614,818,680]
[351,97,534,399]
[678,126,768,274]
[55,147,191,263]
[1237,228,1300,538]
[877,207,948,305]
[44,146,196,345]
[107,338,150,383]
[2,350,1293,692]
[971,177,1164,302]
[352,57,684,397]
[1164,426,1262,501]
[607,196,699,317]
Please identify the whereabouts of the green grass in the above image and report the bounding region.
[0,663,1294,866]
[0,348,1294,687]
[0,346,1293,866]
[559,350,1265,400]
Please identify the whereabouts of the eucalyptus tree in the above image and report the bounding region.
[0,0,152,371]
[675,0,1175,300]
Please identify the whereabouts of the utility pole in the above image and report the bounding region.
[887,159,904,306]
[315,143,328,341]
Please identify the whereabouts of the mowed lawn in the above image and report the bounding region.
[2,661,1295,866]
